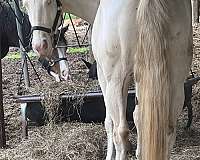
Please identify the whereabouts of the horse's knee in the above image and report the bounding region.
[118,125,129,142]
[113,123,129,149]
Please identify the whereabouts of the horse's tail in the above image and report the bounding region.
[135,0,170,160]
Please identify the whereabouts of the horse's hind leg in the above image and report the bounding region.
[185,86,193,128]
[133,82,141,159]
[103,72,131,160]
[184,85,193,128]
[105,113,115,160]
[186,100,193,128]
[168,54,192,155]
[97,66,115,160]
[167,82,186,154]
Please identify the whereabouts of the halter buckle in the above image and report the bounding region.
[49,60,55,67]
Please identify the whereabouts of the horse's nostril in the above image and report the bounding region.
[32,40,48,53]
[33,44,42,53]
[42,40,48,49]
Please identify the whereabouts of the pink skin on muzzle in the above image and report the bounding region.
[32,39,49,56]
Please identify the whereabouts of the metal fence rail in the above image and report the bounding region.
[0,59,6,148]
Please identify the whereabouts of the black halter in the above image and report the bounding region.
[39,57,68,76]
[31,0,62,36]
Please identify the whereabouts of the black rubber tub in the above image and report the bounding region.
[15,90,136,124]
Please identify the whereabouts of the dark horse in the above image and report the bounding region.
[0,2,31,59]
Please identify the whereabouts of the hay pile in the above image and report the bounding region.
[0,123,106,160]
[0,23,200,160]
[24,73,100,121]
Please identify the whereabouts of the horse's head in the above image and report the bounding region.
[23,0,62,58]
[39,25,70,82]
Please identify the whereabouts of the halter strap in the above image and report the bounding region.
[39,57,68,76]
[49,57,68,67]
[31,26,52,33]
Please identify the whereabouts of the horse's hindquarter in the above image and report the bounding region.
[92,2,139,158]
[166,1,193,132]
[168,0,192,82]
[92,0,193,159]
[92,0,138,76]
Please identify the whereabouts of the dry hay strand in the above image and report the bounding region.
[23,73,100,122]
[171,146,200,160]
[0,123,106,160]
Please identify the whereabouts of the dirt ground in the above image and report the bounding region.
[0,22,200,160]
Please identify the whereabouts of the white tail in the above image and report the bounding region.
[134,0,170,160]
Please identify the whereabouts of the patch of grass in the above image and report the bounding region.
[68,47,89,54]
[63,13,77,20]
[5,51,37,60]
[6,47,88,60]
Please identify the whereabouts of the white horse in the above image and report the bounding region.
[24,0,99,58]
[23,0,193,160]
[25,0,99,81]
[48,25,70,82]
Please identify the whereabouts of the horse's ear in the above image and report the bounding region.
[22,0,28,8]
[81,58,92,69]
[61,24,69,34]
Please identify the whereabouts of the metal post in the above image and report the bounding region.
[193,0,199,23]
[14,0,30,88]
[21,103,28,138]
[0,59,6,148]
[87,26,95,62]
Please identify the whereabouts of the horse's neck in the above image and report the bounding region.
[62,0,100,24]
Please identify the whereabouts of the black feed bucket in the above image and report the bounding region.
[16,90,135,124]
[15,90,135,137]
[58,90,135,123]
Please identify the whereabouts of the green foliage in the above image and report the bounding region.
[5,47,88,60]
[68,47,89,54]
[5,51,37,60]
[63,13,77,20]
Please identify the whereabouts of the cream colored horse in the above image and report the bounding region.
[23,0,99,57]
[24,0,99,80]
[23,0,193,160]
